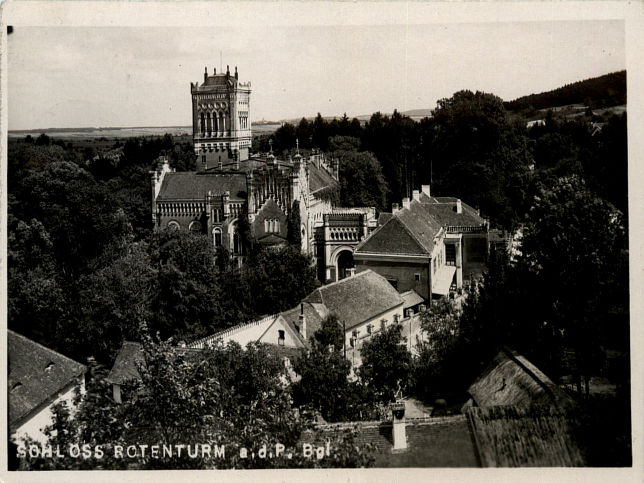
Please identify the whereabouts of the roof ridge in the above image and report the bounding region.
[8,330,86,371]
[394,206,433,254]
[190,314,279,348]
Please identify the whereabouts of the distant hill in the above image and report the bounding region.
[504,71,626,112]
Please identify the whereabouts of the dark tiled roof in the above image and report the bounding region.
[257,233,287,246]
[467,405,584,467]
[158,172,247,201]
[302,416,479,467]
[304,270,403,330]
[468,348,575,409]
[106,342,144,385]
[396,202,444,252]
[201,74,236,88]
[355,217,428,255]
[308,162,339,195]
[418,193,486,227]
[8,331,86,428]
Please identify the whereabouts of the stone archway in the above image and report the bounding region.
[336,249,355,281]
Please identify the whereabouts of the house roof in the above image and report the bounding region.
[106,341,144,386]
[8,331,86,429]
[308,162,339,195]
[378,212,393,226]
[467,348,575,409]
[301,415,479,467]
[418,193,487,228]
[157,172,247,201]
[280,302,330,343]
[355,203,443,256]
[401,290,425,309]
[466,405,584,467]
[304,270,404,330]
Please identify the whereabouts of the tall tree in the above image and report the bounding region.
[359,324,412,403]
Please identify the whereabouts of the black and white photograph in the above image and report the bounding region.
[1,2,642,480]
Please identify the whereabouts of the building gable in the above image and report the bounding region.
[257,315,305,349]
[355,217,429,256]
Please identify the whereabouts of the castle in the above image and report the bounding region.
[151,66,377,281]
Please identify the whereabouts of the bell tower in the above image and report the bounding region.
[190,65,252,171]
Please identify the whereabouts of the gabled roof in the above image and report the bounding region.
[157,172,247,201]
[401,290,425,309]
[304,270,404,330]
[468,348,575,409]
[280,302,330,343]
[418,193,487,228]
[467,405,584,467]
[308,162,339,195]
[355,216,429,256]
[8,331,86,429]
[106,341,144,386]
[355,202,443,256]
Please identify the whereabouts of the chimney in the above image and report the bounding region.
[456,199,462,214]
[235,66,238,80]
[213,67,217,75]
[204,66,208,82]
[226,65,230,76]
[299,314,307,340]
[412,189,420,202]
[392,202,399,213]
[421,184,431,197]
[392,401,407,451]
[402,197,411,210]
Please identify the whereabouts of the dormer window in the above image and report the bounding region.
[45,362,55,373]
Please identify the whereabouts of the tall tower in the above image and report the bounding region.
[190,65,251,171]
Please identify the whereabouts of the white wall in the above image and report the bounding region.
[12,377,85,448]
[344,304,404,349]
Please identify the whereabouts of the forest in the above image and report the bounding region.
[8,83,630,467]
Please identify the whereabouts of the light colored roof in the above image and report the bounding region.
[8,331,86,429]
[280,302,330,343]
[401,290,425,309]
[418,193,487,228]
[304,270,403,330]
[190,314,283,349]
[106,341,144,386]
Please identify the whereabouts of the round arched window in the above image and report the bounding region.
[189,221,202,233]
[167,221,180,231]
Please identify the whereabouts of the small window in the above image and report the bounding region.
[367,324,373,335]
[394,314,400,324]
[278,330,285,346]
[380,319,386,331]
[415,273,421,282]
[201,155,206,165]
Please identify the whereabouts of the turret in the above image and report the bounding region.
[204,66,208,83]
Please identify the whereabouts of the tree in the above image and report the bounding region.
[427,90,532,229]
[333,148,388,212]
[244,246,319,316]
[17,339,375,469]
[293,315,369,422]
[519,175,628,394]
[359,324,412,403]
[286,200,302,248]
[148,228,220,341]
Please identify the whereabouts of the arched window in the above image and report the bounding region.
[213,228,222,247]
[189,221,202,233]
[233,232,240,254]
[167,220,180,231]
[200,113,205,135]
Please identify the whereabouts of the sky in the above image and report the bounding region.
[7,19,625,130]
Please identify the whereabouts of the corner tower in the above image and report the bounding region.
[190,65,251,171]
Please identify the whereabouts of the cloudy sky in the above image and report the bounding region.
[7,13,624,130]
